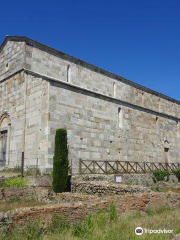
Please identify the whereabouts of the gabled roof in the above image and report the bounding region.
[0,35,180,105]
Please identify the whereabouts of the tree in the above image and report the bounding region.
[53,129,69,193]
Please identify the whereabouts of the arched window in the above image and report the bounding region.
[113,83,117,98]
[164,140,169,163]
[67,65,71,83]
[118,107,123,128]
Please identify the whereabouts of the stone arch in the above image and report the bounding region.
[164,140,169,149]
[0,111,11,128]
[0,111,11,166]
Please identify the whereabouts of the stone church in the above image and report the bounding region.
[0,36,180,174]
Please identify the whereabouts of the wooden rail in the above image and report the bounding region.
[79,159,180,174]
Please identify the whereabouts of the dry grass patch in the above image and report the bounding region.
[0,197,44,213]
[1,205,180,240]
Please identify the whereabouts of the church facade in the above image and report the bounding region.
[0,36,180,174]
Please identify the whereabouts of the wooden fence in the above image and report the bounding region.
[79,159,180,174]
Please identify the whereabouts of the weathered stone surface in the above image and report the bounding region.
[1,191,180,229]
[0,187,53,202]
[0,37,180,173]
[153,181,180,192]
[72,173,178,186]
[71,180,151,196]
[26,175,52,187]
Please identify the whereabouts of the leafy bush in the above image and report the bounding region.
[53,129,69,193]
[153,170,170,182]
[0,177,26,188]
[173,170,180,182]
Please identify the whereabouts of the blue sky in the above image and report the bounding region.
[1,0,180,100]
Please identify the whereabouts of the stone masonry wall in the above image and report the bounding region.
[0,72,26,167]
[24,40,180,172]
[0,72,49,170]
[0,40,25,81]
[71,180,151,196]
[23,74,49,170]
[48,81,180,174]
[72,173,178,187]
[25,43,180,118]
[1,38,180,172]
[1,191,180,228]
[0,186,52,203]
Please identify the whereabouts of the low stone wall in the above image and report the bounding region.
[72,173,178,186]
[0,187,53,203]
[71,180,150,196]
[1,191,180,228]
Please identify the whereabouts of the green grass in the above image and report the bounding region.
[0,206,180,240]
[0,167,42,176]
[0,177,26,188]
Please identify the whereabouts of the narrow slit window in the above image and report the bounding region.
[177,122,180,138]
[113,83,117,98]
[5,63,9,71]
[118,107,123,128]
[67,65,71,83]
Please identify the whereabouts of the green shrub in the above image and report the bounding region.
[153,170,170,182]
[173,170,180,182]
[0,177,26,188]
[53,129,69,193]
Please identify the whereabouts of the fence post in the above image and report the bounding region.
[21,151,24,178]
[144,162,146,173]
[93,161,95,173]
[105,161,107,173]
[116,161,119,173]
[166,163,168,172]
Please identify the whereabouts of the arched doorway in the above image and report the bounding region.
[0,112,11,167]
